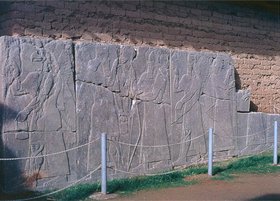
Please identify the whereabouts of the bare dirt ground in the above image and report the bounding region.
[111,173,280,201]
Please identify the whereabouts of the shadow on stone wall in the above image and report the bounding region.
[0,2,11,36]
[0,103,31,198]
[234,68,242,91]
[250,101,259,112]
[248,194,280,201]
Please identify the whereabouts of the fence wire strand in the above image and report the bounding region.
[1,125,275,161]
[239,145,274,160]
[108,133,206,148]
[0,137,100,161]
[235,126,274,139]
[110,154,208,177]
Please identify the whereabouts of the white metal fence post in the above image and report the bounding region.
[208,128,213,176]
[101,132,107,194]
[274,121,278,165]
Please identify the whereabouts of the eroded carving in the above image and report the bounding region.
[172,53,208,165]
[0,36,76,191]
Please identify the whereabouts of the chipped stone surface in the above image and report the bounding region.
[0,36,279,192]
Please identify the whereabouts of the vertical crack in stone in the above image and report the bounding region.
[72,42,76,94]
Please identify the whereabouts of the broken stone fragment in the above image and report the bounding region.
[236,89,250,112]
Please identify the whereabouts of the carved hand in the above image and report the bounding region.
[16,110,29,122]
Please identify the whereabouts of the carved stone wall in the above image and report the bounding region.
[75,43,239,175]
[0,36,279,192]
[0,36,76,191]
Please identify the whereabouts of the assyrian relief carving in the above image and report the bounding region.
[76,44,240,177]
[135,49,171,170]
[0,36,76,191]
[1,36,278,192]
[172,53,208,165]
[207,55,236,151]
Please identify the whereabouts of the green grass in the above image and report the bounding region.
[49,172,195,201]
[210,152,280,181]
[50,183,100,201]
[107,172,196,195]
[212,172,235,181]
[45,152,280,201]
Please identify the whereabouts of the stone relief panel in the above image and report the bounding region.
[237,113,280,156]
[170,51,207,166]
[75,43,120,180]
[133,48,171,172]
[1,37,278,192]
[170,51,237,165]
[76,44,173,178]
[0,36,76,191]
[76,42,239,177]
[202,54,237,154]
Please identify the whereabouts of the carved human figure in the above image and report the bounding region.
[136,50,171,170]
[86,47,120,171]
[87,47,118,88]
[14,44,69,181]
[6,61,24,96]
[15,47,58,129]
[5,60,29,131]
[174,53,207,163]
[112,46,136,96]
[88,87,119,170]
[209,55,235,99]
[206,55,235,150]
[2,43,34,133]
[110,47,138,170]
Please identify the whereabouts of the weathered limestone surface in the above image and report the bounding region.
[0,36,76,191]
[0,36,279,192]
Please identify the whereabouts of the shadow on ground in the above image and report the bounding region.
[248,194,280,201]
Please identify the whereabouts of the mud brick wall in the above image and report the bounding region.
[0,1,279,113]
